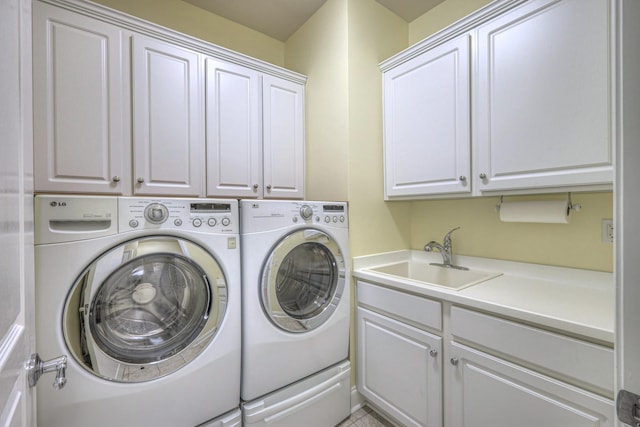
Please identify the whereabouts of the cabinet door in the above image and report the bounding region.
[383,34,471,199]
[262,75,305,199]
[474,0,613,193]
[448,342,615,427]
[205,58,261,198]
[132,34,204,196]
[357,307,442,427]
[33,2,129,194]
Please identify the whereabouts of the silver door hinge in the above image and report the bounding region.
[618,390,640,426]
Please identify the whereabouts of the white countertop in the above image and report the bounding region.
[353,250,614,344]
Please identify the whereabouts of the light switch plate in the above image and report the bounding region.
[602,219,614,243]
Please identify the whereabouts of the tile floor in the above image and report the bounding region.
[336,405,395,427]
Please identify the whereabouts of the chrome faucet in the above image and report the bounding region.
[424,227,468,270]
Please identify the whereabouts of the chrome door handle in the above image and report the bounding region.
[27,353,68,390]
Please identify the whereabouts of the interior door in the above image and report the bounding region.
[616,1,640,426]
[0,0,35,425]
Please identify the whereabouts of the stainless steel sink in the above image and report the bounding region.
[369,261,502,290]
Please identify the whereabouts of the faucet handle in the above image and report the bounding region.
[443,227,461,243]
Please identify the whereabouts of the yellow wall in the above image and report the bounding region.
[345,0,412,257]
[410,193,613,271]
[91,0,285,66]
[285,0,350,201]
[285,0,411,257]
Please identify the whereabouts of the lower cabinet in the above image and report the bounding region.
[355,280,615,427]
[356,281,442,427]
[357,307,442,427]
[448,343,615,427]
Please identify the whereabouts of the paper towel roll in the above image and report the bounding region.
[499,200,570,224]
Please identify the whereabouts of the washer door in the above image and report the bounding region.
[63,236,227,382]
[261,229,345,332]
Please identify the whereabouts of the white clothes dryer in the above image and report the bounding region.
[239,200,350,402]
[34,195,241,427]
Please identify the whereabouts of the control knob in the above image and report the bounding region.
[300,205,313,220]
[144,203,169,224]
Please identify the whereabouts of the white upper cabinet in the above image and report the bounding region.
[383,34,471,199]
[32,0,305,199]
[474,0,613,193]
[132,34,204,196]
[381,0,614,199]
[33,2,130,194]
[205,58,261,198]
[262,75,305,199]
[205,64,305,199]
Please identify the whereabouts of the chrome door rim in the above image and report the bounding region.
[260,229,345,333]
[62,236,228,383]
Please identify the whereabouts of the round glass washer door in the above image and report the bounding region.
[261,229,345,333]
[63,236,228,383]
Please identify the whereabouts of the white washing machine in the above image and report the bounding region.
[34,195,241,427]
[239,200,351,410]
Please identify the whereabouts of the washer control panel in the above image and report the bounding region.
[119,198,238,233]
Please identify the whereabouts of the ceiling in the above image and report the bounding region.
[182,0,446,41]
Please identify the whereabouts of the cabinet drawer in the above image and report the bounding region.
[357,281,441,331]
[451,306,614,394]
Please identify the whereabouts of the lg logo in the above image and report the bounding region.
[49,201,67,207]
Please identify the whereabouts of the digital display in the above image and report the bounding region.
[190,203,231,213]
[323,205,344,212]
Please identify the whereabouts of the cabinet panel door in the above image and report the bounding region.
[448,343,614,427]
[357,307,442,427]
[383,34,471,199]
[33,2,129,194]
[132,34,204,196]
[474,0,613,192]
[205,58,261,198]
[262,75,305,199]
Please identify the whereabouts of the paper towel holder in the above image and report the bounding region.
[495,193,582,213]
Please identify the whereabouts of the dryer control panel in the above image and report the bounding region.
[240,200,348,233]
[119,197,238,234]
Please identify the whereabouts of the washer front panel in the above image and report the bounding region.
[260,229,345,332]
[63,235,227,382]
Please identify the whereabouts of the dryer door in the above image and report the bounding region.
[63,236,228,382]
[261,229,345,332]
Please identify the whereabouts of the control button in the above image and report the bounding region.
[207,218,217,227]
[174,219,183,226]
[324,216,330,223]
[193,218,202,227]
[144,203,169,224]
[221,217,231,226]
[340,216,345,223]
[300,205,313,220]
[333,216,338,223]
[129,220,139,228]
[292,217,298,223]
